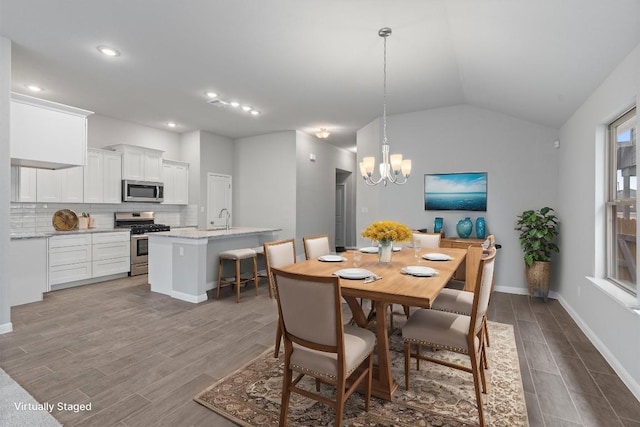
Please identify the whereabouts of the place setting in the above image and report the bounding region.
[317,254,347,262]
[400,265,439,277]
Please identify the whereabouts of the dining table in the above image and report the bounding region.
[276,245,469,401]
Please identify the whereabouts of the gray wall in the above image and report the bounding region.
[557,42,640,397]
[234,131,297,241]
[180,130,201,222]
[356,104,560,293]
[295,131,357,249]
[0,37,12,332]
[199,131,234,229]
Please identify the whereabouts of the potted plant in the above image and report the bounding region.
[515,207,559,301]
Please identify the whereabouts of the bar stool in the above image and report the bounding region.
[217,248,259,303]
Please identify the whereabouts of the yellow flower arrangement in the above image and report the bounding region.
[361,220,412,244]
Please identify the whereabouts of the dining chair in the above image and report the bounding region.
[432,246,497,367]
[264,239,297,358]
[302,234,331,260]
[412,231,441,249]
[271,267,375,427]
[402,248,497,427]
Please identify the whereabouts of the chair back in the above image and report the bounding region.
[303,234,331,260]
[264,239,297,295]
[412,232,441,248]
[470,247,497,335]
[272,268,342,350]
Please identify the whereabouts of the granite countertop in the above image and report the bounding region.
[148,227,281,240]
[10,228,129,240]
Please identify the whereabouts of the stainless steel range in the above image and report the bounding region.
[114,212,170,276]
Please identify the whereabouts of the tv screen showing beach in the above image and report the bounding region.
[424,172,487,211]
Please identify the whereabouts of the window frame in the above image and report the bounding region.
[606,106,637,296]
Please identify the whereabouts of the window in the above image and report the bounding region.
[607,107,637,295]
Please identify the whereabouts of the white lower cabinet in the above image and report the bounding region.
[9,237,48,306]
[49,231,130,288]
[92,232,130,276]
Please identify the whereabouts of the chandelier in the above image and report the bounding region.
[359,27,411,186]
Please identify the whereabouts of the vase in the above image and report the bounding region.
[378,240,393,263]
[456,217,473,238]
[475,217,486,239]
[433,217,443,234]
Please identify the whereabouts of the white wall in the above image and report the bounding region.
[88,114,181,159]
[557,42,640,398]
[356,105,560,292]
[234,131,297,241]
[199,131,234,229]
[295,131,357,248]
[0,37,12,333]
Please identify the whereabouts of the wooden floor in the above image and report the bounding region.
[1,275,639,426]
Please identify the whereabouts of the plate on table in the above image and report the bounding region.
[318,255,346,262]
[402,266,438,277]
[359,246,402,253]
[422,253,453,261]
[334,268,374,280]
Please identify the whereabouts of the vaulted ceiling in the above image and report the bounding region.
[2,0,640,150]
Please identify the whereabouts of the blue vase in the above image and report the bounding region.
[433,217,443,233]
[456,217,473,238]
[476,217,486,239]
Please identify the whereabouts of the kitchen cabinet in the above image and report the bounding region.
[84,148,122,203]
[9,237,48,306]
[10,166,37,202]
[92,232,130,277]
[49,234,92,286]
[36,167,84,203]
[112,144,164,182]
[11,93,93,169]
[162,160,189,205]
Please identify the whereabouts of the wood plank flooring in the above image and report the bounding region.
[1,275,638,426]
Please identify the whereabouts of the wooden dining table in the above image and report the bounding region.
[277,245,468,401]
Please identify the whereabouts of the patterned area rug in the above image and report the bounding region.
[194,321,528,426]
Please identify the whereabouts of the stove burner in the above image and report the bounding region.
[130,224,171,235]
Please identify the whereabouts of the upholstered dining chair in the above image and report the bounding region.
[412,231,441,249]
[271,267,375,427]
[264,239,297,358]
[432,246,497,367]
[302,234,331,260]
[402,248,497,427]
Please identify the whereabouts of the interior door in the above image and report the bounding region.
[335,183,346,248]
[207,173,232,228]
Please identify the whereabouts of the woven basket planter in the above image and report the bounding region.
[526,261,551,301]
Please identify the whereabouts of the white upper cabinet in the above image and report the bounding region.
[11,166,37,202]
[84,148,122,204]
[36,167,84,203]
[11,93,93,169]
[111,144,164,182]
[162,160,189,205]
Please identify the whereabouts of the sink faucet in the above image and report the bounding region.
[218,208,231,231]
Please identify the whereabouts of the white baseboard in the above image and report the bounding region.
[0,322,13,335]
[493,285,559,300]
[171,290,208,304]
[557,295,640,401]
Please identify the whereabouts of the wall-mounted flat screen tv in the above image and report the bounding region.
[424,172,487,211]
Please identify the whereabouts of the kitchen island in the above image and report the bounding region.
[147,227,280,303]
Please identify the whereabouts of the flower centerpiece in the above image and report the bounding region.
[361,220,412,263]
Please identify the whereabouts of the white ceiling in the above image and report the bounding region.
[2,0,640,150]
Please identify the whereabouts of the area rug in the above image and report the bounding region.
[194,321,528,426]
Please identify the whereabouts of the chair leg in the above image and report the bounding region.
[483,316,490,347]
[416,344,421,370]
[404,341,411,390]
[253,256,259,296]
[335,377,346,427]
[365,354,372,411]
[274,322,282,358]
[235,259,241,303]
[470,352,486,427]
[279,366,292,427]
[216,259,224,299]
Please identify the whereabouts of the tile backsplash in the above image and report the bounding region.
[10,203,198,234]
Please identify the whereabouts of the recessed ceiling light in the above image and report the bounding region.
[250,110,260,116]
[241,105,252,112]
[230,101,240,108]
[97,46,120,57]
[25,84,44,92]
[205,91,218,98]
[167,122,177,128]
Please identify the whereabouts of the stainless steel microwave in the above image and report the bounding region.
[122,180,164,203]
